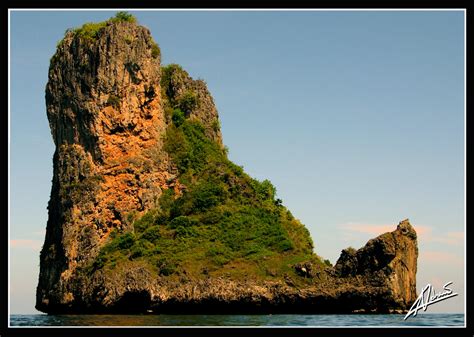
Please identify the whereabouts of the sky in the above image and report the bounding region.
[9,10,465,315]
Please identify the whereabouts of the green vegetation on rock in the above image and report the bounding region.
[109,11,137,24]
[56,12,141,47]
[86,66,321,282]
[71,21,108,42]
[151,42,160,59]
[160,64,184,104]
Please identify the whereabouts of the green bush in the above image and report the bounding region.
[154,189,175,224]
[175,225,197,238]
[130,245,145,259]
[199,209,224,224]
[252,179,277,201]
[171,109,186,127]
[276,239,294,252]
[60,12,137,47]
[141,225,160,243]
[75,22,107,40]
[191,182,227,212]
[169,216,196,229]
[160,64,184,98]
[177,91,198,115]
[151,42,160,59]
[156,257,176,276]
[110,12,137,24]
[168,179,228,218]
[129,240,157,260]
[116,232,136,250]
[134,212,155,233]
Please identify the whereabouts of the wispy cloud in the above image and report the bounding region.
[10,239,42,250]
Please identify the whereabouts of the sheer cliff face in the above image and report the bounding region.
[37,20,222,311]
[37,17,417,314]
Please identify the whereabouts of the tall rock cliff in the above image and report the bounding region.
[37,14,417,314]
[37,16,215,311]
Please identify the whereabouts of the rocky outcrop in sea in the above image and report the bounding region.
[36,13,418,314]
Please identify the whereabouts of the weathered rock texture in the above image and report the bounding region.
[161,64,222,144]
[37,20,214,311]
[331,219,418,311]
[36,18,418,314]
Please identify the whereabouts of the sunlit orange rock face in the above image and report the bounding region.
[37,21,187,308]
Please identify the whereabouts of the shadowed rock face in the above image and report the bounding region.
[36,18,418,314]
[332,219,418,312]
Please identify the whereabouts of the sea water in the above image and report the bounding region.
[9,313,464,327]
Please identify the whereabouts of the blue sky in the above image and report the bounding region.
[9,10,465,315]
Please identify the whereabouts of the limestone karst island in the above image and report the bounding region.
[36,13,418,314]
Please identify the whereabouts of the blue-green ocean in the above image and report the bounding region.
[10,313,464,327]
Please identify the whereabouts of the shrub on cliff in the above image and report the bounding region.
[151,42,160,59]
[109,11,137,24]
[61,12,139,45]
[160,64,184,98]
[72,21,107,41]
[178,91,198,116]
[171,108,185,127]
[134,211,155,233]
[168,216,197,229]
[164,120,224,176]
[141,226,161,243]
